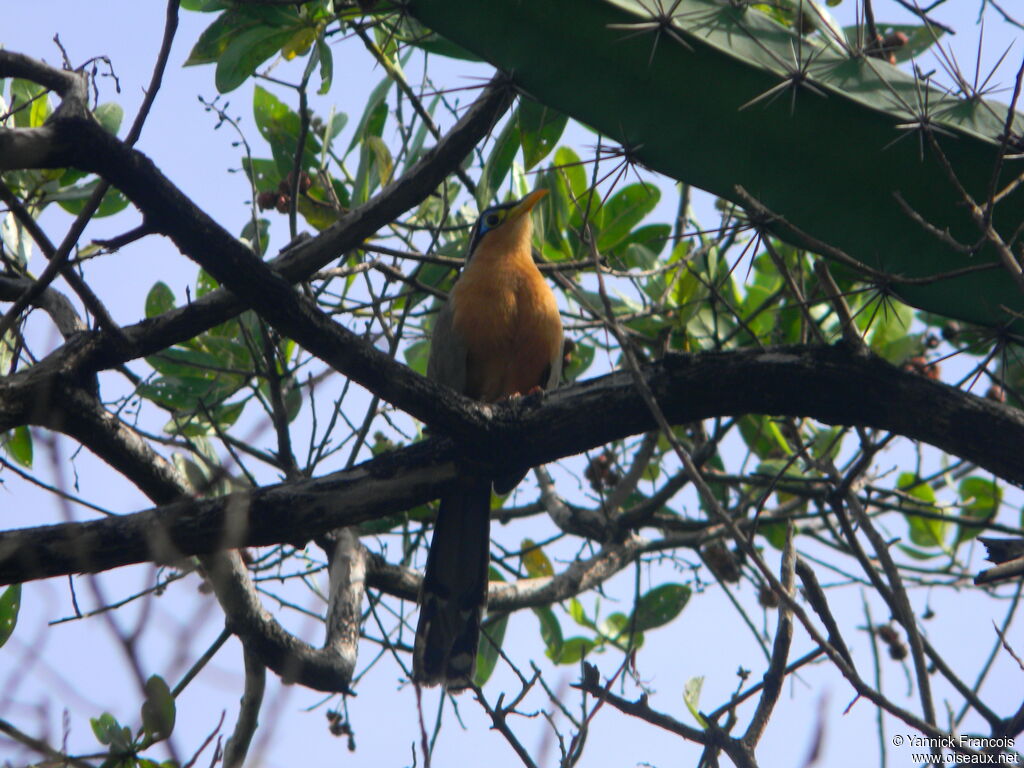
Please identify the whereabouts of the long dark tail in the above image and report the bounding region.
[413,476,492,689]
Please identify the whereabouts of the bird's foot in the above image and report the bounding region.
[501,385,544,403]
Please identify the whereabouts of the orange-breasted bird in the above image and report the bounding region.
[413,189,562,689]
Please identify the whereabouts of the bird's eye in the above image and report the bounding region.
[484,213,500,228]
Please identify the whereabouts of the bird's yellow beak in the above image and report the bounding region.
[506,189,549,223]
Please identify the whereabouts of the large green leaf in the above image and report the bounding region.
[597,183,660,252]
[630,583,691,631]
[220,26,295,93]
[405,0,1024,335]
[253,86,322,177]
[186,6,300,66]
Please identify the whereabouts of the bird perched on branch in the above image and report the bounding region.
[413,189,563,689]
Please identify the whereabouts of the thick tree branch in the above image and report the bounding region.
[0,275,85,337]
[3,344,1024,585]
[203,551,356,693]
[0,431,456,584]
[222,644,266,768]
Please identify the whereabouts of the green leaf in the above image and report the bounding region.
[474,567,508,686]
[474,613,508,686]
[370,432,399,456]
[553,146,588,203]
[404,339,430,376]
[216,25,297,93]
[195,268,220,299]
[196,334,254,372]
[242,157,282,194]
[553,636,595,665]
[180,0,228,10]
[145,282,176,319]
[670,249,705,323]
[683,676,708,728]
[518,99,567,170]
[866,299,915,361]
[568,597,595,629]
[141,676,176,743]
[759,521,789,550]
[476,116,519,208]
[621,224,672,264]
[90,712,132,752]
[630,583,690,631]
[600,612,644,649]
[173,454,215,495]
[754,459,810,502]
[0,584,21,648]
[90,713,117,746]
[897,472,938,503]
[810,426,844,462]
[240,217,270,256]
[363,135,394,186]
[896,542,944,560]
[955,476,1001,545]
[145,346,227,379]
[186,10,252,65]
[319,107,348,160]
[346,74,393,156]
[252,86,321,177]
[534,606,564,660]
[10,79,50,128]
[54,180,129,218]
[137,373,243,413]
[293,192,337,233]
[897,472,946,549]
[93,103,124,136]
[562,340,594,382]
[596,184,660,252]
[403,96,438,168]
[740,283,776,340]
[3,426,33,468]
[281,25,317,60]
[315,38,333,94]
[166,401,245,437]
[739,415,791,459]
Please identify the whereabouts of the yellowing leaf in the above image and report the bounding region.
[521,538,554,577]
[282,26,317,60]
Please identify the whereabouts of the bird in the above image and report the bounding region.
[412,188,563,689]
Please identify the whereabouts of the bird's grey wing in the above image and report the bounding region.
[544,339,563,392]
[427,298,467,394]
